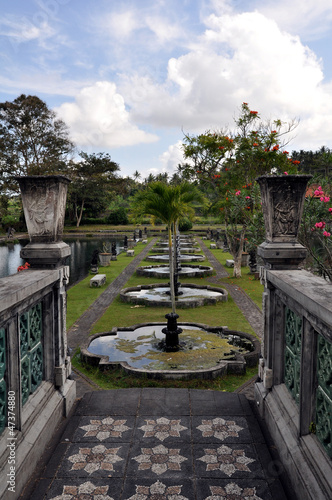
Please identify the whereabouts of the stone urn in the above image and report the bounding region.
[99,253,111,266]
[16,175,71,268]
[257,174,312,269]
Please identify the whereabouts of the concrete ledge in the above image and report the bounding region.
[0,381,76,500]
[267,270,332,332]
[0,269,61,313]
[255,382,332,500]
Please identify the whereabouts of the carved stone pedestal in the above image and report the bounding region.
[256,174,312,269]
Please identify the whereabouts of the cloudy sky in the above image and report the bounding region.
[1,0,332,179]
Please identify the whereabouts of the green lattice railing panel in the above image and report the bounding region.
[29,303,42,347]
[20,303,43,405]
[30,344,43,392]
[21,356,30,406]
[316,335,332,457]
[0,328,6,434]
[284,307,302,405]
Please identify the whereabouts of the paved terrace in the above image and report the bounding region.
[19,238,292,500]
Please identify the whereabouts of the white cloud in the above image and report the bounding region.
[104,10,141,39]
[55,81,159,148]
[158,140,185,174]
[257,0,332,40]
[117,8,332,152]
[0,15,56,46]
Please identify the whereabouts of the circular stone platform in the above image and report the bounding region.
[145,254,205,262]
[136,264,214,278]
[150,247,199,253]
[120,283,227,308]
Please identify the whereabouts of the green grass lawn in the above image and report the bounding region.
[200,242,264,310]
[66,239,153,330]
[67,234,260,390]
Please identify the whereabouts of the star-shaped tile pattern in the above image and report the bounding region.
[67,445,123,474]
[205,482,264,499]
[198,445,255,477]
[125,480,190,500]
[49,480,114,499]
[132,444,188,475]
[196,417,244,441]
[79,417,130,441]
[139,417,187,441]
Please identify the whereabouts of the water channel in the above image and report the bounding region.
[0,237,125,285]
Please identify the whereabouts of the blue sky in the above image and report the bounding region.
[1,0,332,179]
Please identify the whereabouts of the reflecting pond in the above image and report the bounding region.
[0,237,125,285]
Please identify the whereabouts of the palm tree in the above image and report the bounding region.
[131,181,203,313]
[133,170,141,182]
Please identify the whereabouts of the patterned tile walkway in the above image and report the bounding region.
[27,389,288,500]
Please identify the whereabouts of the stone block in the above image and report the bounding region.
[226,259,234,267]
[263,367,273,389]
[90,274,106,287]
[54,365,66,387]
[127,249,135,257]
[210,243,217,249]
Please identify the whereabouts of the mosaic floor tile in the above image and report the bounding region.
[192,416,251,443]
[73,415,135,442]
[45,478,123,500]
[122,478,194,500]
[58,442,130,478]
[135,416,191,442]
[194,443,264,479]
[196,479,274,500]
[127,442,193,478]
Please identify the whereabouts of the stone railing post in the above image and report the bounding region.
[256,174,311,387]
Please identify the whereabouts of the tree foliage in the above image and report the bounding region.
[0,94,74,192]
[181,102,298,207]
[67,152,120,227]
[131,181,203,312]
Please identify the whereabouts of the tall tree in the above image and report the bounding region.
[68,152,120,227]
[181,103,299,277]
[131,181,203,312]
[0,94,74,192]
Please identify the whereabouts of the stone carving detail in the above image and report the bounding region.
[272,185,297,237]
[16,175,70,243]
[256,174,311,245]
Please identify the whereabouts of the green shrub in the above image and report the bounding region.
[107,207,129,225]
[179,217,193,231]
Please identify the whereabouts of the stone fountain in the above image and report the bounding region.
[81,229,257,376]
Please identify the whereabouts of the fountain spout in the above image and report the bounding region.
[162,312,183,351]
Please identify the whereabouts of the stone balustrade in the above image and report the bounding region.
[255,268,332,500]
[0,267,75,499]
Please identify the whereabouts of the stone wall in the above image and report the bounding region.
[0,267,76,500]
[255,268,332,500]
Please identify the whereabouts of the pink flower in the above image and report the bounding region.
[323,231,331,237]
[245,196,251,199]
[284,172,288,175]
[320,196,330,203]
[315,222,326,229]
[314,186,324,197]
[235,190,241,196]
[329,208,332,212]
